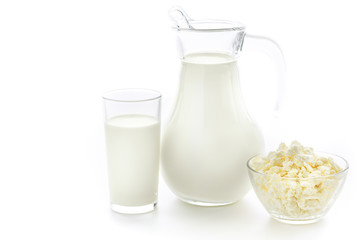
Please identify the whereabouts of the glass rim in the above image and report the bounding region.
[102,88,162,103]
[172,19,246,32]
[247,151,349,180]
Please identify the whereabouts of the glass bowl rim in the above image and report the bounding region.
[247,151,349,180]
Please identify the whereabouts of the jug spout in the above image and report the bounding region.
[168,6,194,30]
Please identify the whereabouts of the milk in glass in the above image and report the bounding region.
[105,114,160,207]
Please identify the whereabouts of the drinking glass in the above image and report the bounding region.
[103,89,161,214]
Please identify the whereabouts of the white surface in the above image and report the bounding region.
[0,0,359,239]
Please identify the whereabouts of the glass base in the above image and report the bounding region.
[271,215,322,224]
[111,202,157,214]
[178,197,236,207]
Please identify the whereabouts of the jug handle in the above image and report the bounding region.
[242,34,286,117]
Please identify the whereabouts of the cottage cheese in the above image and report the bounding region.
[249,141,343,218]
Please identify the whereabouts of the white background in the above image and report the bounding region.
[0,0,359,239]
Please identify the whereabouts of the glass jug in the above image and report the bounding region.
[161,7,285,206]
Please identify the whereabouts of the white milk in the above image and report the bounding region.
[161,53,264,205]
[105,115,160,207]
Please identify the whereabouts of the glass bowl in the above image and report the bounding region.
[247,152,349,224]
